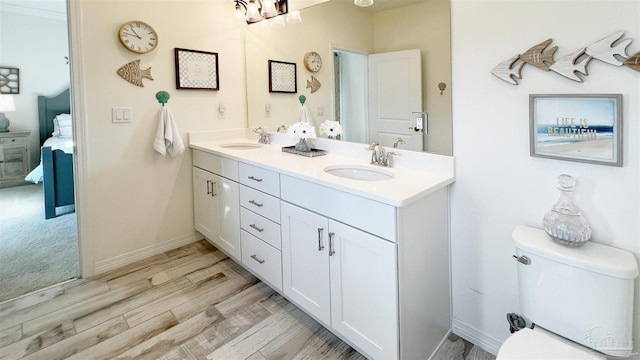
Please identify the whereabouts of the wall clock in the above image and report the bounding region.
[118,20,158,54]
[303,51,322,72]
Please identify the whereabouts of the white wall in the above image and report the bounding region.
[450,0,640,356]
[0,7,69,169]
[77,0,247,265]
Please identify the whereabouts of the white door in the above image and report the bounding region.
[281,202,331,325]
[368,49,423,151]
[329,220,399,360]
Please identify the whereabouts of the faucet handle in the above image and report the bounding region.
[385,151,400,167]
[254,126,264,134]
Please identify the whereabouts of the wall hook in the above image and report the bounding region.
[438,82,447,95]
[299,95,306,105]
[156,91,170,106]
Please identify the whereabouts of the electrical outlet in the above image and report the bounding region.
[317,105,324,116]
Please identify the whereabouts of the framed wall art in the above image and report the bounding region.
[529,94,622,167]
[174,48,219,90]
[0,67,20,94]
[269,60,296,93]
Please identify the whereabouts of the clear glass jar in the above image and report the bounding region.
[542,174,591,247]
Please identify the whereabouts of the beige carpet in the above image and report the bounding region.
[0,184,78,302]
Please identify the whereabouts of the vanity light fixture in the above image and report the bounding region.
[354,0,374,7]
[234,0,292,24]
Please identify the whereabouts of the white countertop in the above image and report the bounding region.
[189,129,455,207]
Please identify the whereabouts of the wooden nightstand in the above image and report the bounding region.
[0,130,31,188]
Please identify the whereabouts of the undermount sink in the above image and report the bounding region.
[323,164,395,181]
[219,143,263,149]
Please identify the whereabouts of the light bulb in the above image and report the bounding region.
[354,0,373,7]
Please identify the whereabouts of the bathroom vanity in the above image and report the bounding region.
[189,129,455,359]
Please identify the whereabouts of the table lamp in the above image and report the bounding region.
[0,95,15,132]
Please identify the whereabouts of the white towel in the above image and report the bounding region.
[154,106,185,157]
[300,105,312,124]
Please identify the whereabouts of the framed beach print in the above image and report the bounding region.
[268,60,296,93]
[529,94,622,167]
[175,48,219,90]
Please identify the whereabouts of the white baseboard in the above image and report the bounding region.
[452,318,501,356]
[428,330,453,360]
[93,232,204,275]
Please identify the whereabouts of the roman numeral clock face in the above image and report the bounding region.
[118,21,158,54]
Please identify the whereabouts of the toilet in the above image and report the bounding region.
[497,225,639,359]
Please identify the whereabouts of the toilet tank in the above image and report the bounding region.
[512,225,639,358]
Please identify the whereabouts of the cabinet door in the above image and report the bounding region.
[329,220,399,360]
[281,202,331,324]
[193,167,241,260]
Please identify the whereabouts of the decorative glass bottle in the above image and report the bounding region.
[294,138,311,152]
[542,174,591,247]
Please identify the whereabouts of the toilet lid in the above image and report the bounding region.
[497,327,607,360]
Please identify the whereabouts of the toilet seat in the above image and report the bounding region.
[497,327,607,360]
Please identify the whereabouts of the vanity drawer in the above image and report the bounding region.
[239,163,280,197]
[241,230,282,291]
[240,207,281,250]
[280,175,396,241]
[240,185,281,223]
[193,150,238,181]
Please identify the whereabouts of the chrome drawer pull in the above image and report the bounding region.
[250,254,265,264]
[250,224,264,232]
[206,180,212,195]
[329,232,335,256]
[248,200,263,207]
[317,228,324,251]
[248,176,263,182]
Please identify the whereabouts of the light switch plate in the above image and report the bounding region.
[112,107,132,123]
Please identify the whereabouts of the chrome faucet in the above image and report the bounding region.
[254,127,271,144]
[393,138,405,148]
[366,143,399,167]
[276,125,287,132]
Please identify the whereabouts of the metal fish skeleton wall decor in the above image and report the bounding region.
[491,31,638,85]
[117,60,153,87]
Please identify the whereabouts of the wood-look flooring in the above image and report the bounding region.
[0,240,367,360]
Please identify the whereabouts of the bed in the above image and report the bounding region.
[24,88,75,219]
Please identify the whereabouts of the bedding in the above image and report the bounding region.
[26,112,73,184]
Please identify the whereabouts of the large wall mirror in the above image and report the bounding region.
[245,0,452,155]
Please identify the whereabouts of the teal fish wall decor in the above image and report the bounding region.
[491,31,638,85]
[117,60,153,87]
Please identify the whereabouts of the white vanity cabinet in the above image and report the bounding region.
[190,137,452,360]
[192,151,241,260]
[281,202,398,360]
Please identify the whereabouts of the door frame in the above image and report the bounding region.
[67,0,92,277]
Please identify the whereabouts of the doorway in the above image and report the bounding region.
[0,0,79,302]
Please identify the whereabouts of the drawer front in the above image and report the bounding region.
[241,230,282,291]
[193,150,238,181]
[280,175,396,241]
[0,137,26,144]
[240,185,281,223]
[238,163,280,197]
[240,207,281,250]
